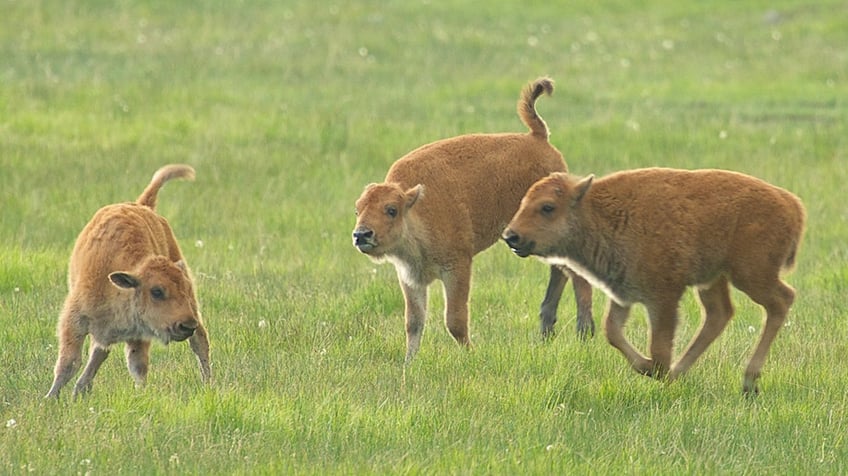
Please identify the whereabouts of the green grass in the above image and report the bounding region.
[2,0,847,473]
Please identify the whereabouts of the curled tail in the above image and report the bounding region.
[518,77,554,140]
[136,164,195,209]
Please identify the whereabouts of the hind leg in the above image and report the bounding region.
[540,266,595,340]
[441,261,472,349]
[669,276,734,381]
[738,278,795,395]
[539,265,567,338]
[125,339,151,387]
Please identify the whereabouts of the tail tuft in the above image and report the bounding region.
[518,77,554,139]
[136,164,195,209]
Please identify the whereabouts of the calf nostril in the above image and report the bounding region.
[177,320,197,333]
[353,229,373,240]
[503,231,520,246]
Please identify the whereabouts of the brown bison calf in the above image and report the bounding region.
[503,168,805,394]
[353,78,593,362]
[46,164,211,398]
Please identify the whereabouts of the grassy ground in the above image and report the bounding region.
[2,0,847,474]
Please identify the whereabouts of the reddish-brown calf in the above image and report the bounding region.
[353,78,593,362]
[46,164,211,398]
[503,168,805,394]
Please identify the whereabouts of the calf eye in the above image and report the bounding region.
[150,287,166,301]
[385,205,398,218]
[541,204,555,215]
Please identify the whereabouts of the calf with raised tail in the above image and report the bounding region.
[503,168,805,394]
[46,164,211,398]
[353,77,594,363]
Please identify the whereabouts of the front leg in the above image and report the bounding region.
[125,339,151,387]
[569,270,595,339]
[604,301,653,375]
[399,279,428,363]
[441,261,472,348]
[73,343,110,396]
[645,298,682,380]
[188,322,212,384]
[45,303,86,399]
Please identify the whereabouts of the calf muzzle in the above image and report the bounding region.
[502,229,533,258]
[352,227,376,252]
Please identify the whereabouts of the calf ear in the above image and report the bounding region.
[109,272,141,289]
[405,184,424,209]
[573,175,594,204]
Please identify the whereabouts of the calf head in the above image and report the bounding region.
[352,182,423,259]
[108,255,200,343]
[503,172,594,258]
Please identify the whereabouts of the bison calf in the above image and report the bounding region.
[503,168,805,394]
[46,164,211,398]
[353,77,593,362]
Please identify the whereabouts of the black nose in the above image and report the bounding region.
[503,230,520,247]
[353,228,373,242]
[173,320,197,340]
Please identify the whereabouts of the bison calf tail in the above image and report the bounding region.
[136,164,196,209]
[518,77,554,140]
[783,199,807,271]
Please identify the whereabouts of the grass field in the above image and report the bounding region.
[2,0,847,474]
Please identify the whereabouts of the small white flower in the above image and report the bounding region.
[662,39,675,50]
[195,240,204,248]
[258,320,268,329]
[358,47,368,57]
[5,419,16,428]
[546,444,554,451]
[14,287,20,293]
[719,130,728,140]
[748,325,756,333]
[527,36,539,47]
[80,459,91,466]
